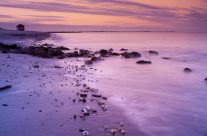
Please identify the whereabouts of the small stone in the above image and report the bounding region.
[205,78,207,81]
[120,129,126,135]
[110,128,117,135]
[80,94,87,98]
[82,131,89,136]
[102,97,107,100]
[79,97,86,103]
[2,104,8,106]
[85,106,91,111]
[73,115,77,119]
[80,113,85,118]
[79,129,84,132]
[92,94,102,98]
[120,122,125,127]
[91,109,97,113]
[39,110,42,112]
[136,60,152,64]
[101,105,108,111]
[33,65,39,68]
[104,125,109,130]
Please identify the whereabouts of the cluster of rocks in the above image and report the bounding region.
[1,43,156,66]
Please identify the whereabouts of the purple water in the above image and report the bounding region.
[4,32,207,136]
[47,32,207,136]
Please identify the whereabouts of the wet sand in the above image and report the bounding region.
[0,53,142,136]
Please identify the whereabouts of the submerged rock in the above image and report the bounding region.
[162,57,170,60]
[204,78,207,81]
[136,60,152,64]
[111,52,120,56]
[184,68,192,73]
[120,48,128,51]
[149,50,159,55]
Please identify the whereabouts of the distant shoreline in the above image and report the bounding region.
[49,30,175,33]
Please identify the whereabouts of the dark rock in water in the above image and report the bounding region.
[57,46,69,50]
[91,56,100,62]
[2,104,8,106]
[136,60,152,64]
[162,57,170,60]
[0,43,18,50]
[111,52,120,56]
[99,49,109,57]
[79,49,89,56]
[85,60,93,65]
[149,50,159,55]
[122,52,141,58]
[108,48,113,53]
[57,54,65,59]
[205,78,207,81]
[92,94,102,98]
[130,52,141,57]
[120,48,128,51]
[184,68,192,73]
[0,85,12,91]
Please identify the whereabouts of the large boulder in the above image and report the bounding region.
[99,49,109,57]
[25,46,64,58]
[122,52,141,58]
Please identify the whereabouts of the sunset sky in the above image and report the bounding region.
[0,0,207,31]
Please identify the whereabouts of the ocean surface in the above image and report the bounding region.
[5,32,207,136]
[48,32,207,136]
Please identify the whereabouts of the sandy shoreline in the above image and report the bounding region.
[0,52,142,136]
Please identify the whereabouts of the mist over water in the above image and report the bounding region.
[49,32,207,136]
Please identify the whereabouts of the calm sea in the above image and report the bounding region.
[8,32,207,136]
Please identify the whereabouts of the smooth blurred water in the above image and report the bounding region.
[50,32,207,136]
